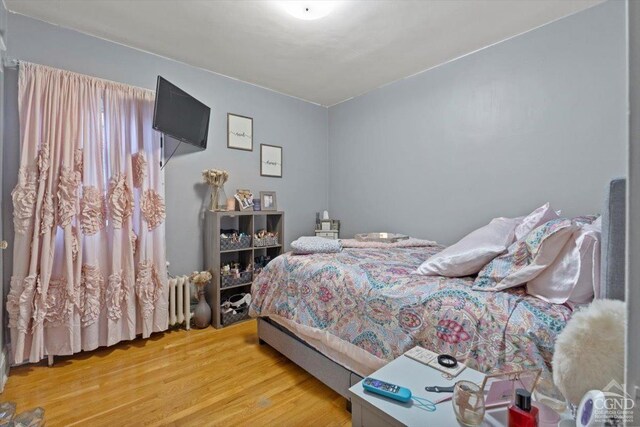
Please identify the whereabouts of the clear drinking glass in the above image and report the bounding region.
[452,380,486,426]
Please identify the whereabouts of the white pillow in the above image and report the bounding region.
[514,203,560,241]
[415,217,520,277]
[527,217,601,305]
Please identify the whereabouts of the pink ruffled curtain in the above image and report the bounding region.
[7,62,168,364]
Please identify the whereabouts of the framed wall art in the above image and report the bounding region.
[260,191,277,211]
[227,113,253,151]
[260,144,282,177]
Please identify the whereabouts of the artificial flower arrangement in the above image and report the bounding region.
[202,169,229,211]
[190,270,213,328]
[202,169,229,186]
[190,270,212,288]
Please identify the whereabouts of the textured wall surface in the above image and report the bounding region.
[2,1,629,280]
[328,1,627,244]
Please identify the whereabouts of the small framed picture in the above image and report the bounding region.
[260,144,282,177]
[227,113,253,151]
[480,369,541,408]
[260,191,277,211]
[234,189,254,211]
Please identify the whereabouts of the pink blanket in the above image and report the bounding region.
[340,237,437,248]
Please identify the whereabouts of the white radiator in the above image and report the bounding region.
[168,275,192,330]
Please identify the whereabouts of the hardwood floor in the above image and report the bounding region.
[2,320,351,426]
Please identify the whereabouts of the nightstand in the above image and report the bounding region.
[350,355,487,426]
[315,217,340,239]
[315,230,339,239]
[349,355,568,427]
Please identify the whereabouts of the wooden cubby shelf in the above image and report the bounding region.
[204,210,284,328]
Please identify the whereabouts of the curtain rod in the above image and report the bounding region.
[6,60,155,95]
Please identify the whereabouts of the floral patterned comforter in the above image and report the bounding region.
[250,247,572,381]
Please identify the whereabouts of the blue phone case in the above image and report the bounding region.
[363,377,412,403]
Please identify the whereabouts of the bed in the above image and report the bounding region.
[249,179,626,405]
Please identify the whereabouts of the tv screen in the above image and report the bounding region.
[153,76,210,149]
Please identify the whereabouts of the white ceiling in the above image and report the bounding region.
[6,0,604,107]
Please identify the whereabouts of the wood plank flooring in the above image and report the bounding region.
[1,320,351,426]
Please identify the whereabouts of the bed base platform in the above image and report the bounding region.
[257,317,362,409]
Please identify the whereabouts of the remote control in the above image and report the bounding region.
[362,377,412,403]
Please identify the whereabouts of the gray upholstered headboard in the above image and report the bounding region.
[600,178,626,301]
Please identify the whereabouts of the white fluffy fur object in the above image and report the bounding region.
[552,299,625,405]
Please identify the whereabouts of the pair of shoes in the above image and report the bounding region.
[222,306,238,314]
[221,293,252,314]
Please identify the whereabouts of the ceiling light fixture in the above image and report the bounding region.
[279,1,339,20]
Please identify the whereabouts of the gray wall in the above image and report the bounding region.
[328,0,627,244]
[2,1,629,279]
[2,13,329,282]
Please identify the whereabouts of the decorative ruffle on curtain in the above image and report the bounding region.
[8,62,168,364]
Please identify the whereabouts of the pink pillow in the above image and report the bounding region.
[515,203,560,241]
[527,217,601,305]
[415,217,520,277]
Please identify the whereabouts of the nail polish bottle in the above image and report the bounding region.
[508,389,539,427]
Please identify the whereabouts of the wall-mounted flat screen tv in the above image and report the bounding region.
[153,76,210,149]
